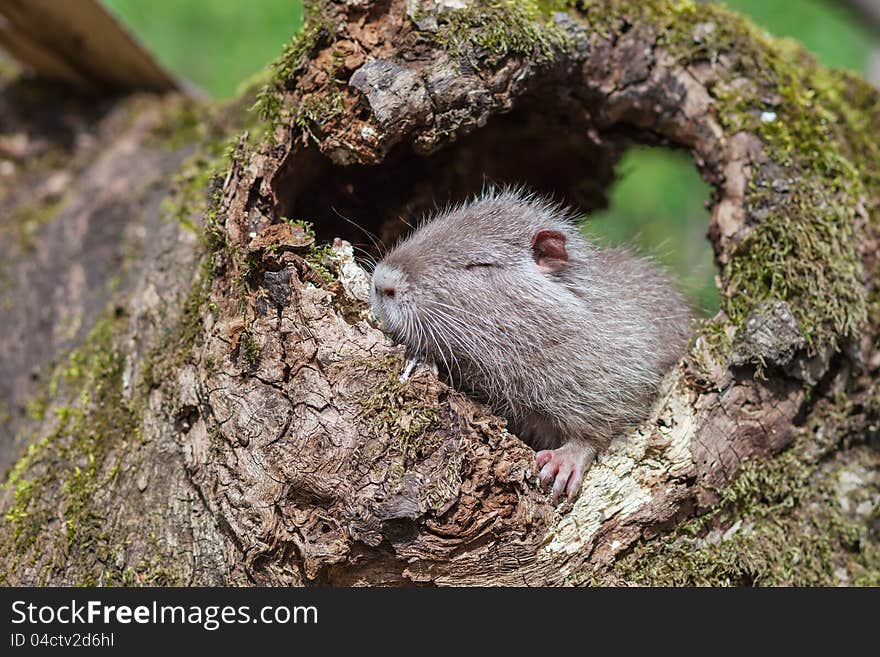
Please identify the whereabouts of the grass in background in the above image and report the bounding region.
[103,0,303,98]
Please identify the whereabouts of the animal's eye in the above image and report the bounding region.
[465,262,495,270]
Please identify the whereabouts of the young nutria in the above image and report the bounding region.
[370,188,692,499]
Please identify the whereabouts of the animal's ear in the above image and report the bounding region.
[531,229,568,273]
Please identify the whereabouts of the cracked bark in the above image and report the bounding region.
[1,1,878,586]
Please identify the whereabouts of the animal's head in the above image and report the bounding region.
[370,189,582,360]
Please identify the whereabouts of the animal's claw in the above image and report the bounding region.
[534,443,596,501]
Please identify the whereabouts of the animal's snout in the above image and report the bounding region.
[371,264,403,302]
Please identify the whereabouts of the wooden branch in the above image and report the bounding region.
[0,0,181,92]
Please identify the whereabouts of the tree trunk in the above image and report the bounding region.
[1,0,878,586]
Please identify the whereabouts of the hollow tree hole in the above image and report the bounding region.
[274,101,620,247]
[273,101,719,315]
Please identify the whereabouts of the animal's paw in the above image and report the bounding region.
[535,443,596,501]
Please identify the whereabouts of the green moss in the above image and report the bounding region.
[5,196,67,253]
[163,137,230,235]
[289,17,350,143]
[832,71,880,206]
[252,0,333,135]
[706,33,868,351]
[293,90,345,141]
[359,355,441,463]
[303,243,337,284]
[609,444,878,585]
[0,56,18,81]
[723,210,864,349]
[140,123,248,388]
[554,1,876,362]
[272,219,337,285]
[139,131,228,389]
[280,216,315,233]
[122,533,187,586]
[240,331,261,367]
[141,256,213,393]
[355,355,464,509]
[3,429,52,548]
[430,0,572,62]
[147,97,216,151]
[0,312,137,583]
[25,397,48,422]
[603,379,880,586]
[0,302,186,585]
[143,116,248,386]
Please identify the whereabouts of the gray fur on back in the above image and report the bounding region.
[370,188,692,452]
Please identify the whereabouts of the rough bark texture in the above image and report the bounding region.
[1,0,878,586]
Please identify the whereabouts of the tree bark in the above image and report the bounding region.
[1,0,878,586]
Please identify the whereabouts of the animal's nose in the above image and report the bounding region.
[372,264,402,302]
[376,284,396,299]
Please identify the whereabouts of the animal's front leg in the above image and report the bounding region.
[399,356,420,382]
[535,441,597,500]
[399,355,439,382]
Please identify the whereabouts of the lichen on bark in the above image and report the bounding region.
[1,313,137,585]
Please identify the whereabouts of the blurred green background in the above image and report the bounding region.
[103,0,879,315]
[104,0,304,99]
